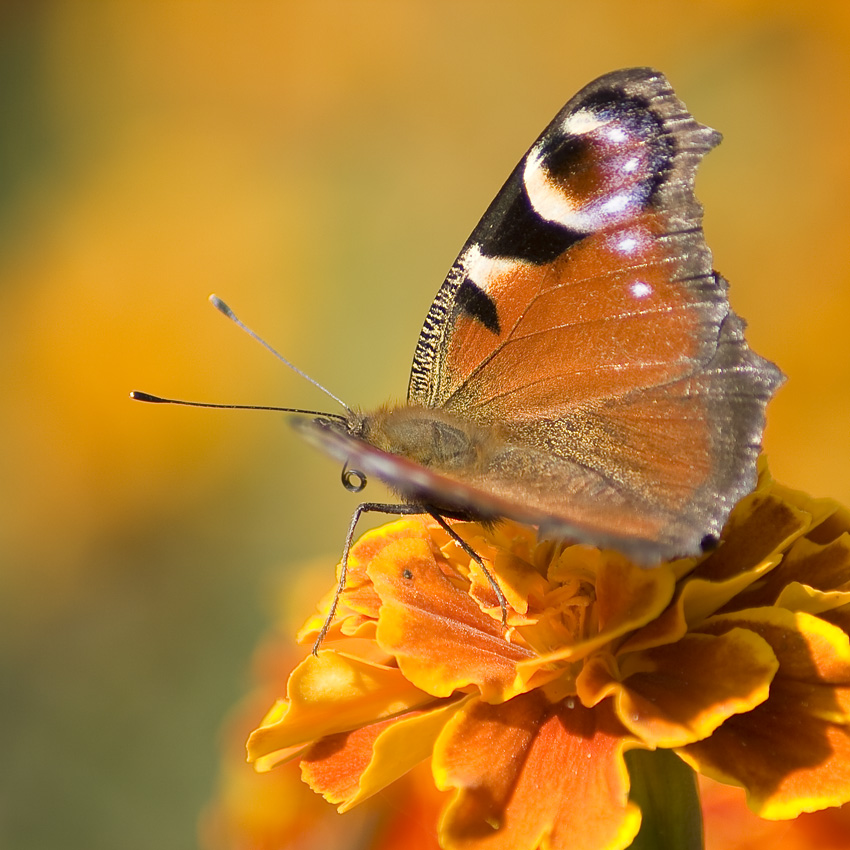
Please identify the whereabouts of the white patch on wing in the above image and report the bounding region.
[524,145,641,232]
[523,147,585,229]
[562,108,605,136]
[600,192,631,214]
[461,244,522,293]
[630,280,652,299]
[608,226,651,256]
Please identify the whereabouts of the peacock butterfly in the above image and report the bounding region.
[132,67,784,642]
[292,67,783,571]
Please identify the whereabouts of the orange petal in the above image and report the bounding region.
[443,522,544,617]
[518,553,675,671]
[344,695,472,811]
[615,590,689,655]
[247,651,436,762]
[807,502,850,546]
[774,583,850,619]
[822,603,850,637]
[302,696,471,810]
[434,692,643,850]
[729,533,850,612]
[619,561,776,655]
[765,470,848,542]
[369,537,534,703]
[596,554,677,636]
[298,519,433,643]
[473,549,550,619]
[681,608,850,818]
[301,717,393,806]
[620,494,805,656]
[690,490,809,584]
[699,608,850,711]
[579,629,777,747]
[776,534,850,592]
[681,692,850,820]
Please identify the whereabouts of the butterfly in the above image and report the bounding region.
[132,67,784,643]
[291,66,783,577]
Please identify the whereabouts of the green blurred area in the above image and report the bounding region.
[2,2,849,848]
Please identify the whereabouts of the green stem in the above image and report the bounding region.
[625,748,703,850]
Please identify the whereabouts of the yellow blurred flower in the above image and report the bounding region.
[246,467,850,850]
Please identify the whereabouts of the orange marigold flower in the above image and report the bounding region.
[247,467,850,850]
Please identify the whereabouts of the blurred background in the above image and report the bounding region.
[2,2,849,848]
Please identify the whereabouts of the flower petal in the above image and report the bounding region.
[440,522,544,617]
[579,629,777,747]
[298,519,434,642]
[680,608,850,818]
[620,492,809,655]
[301,716,395,806]
[774,582,850,619]
[766,470,847,541]
[727,533,850,612]
[247,651,436,762]
[369,536,534,703]
[691,489,810,583]
[518,552,675,670]
[434,692,643,850]
[302,696,472,811]
[619,564,775,656]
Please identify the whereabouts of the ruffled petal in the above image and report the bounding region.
[680,608,850,818]
[578,629,777,747]
[518,551,676,669]
[619,564,774,655]
[774,583,850,619]
[728,533,850,612]
[620,491,809,655]
[298,519,435,642]
[302,696,471,810]
[439,522,544,617]
[691,490,810,583]
[434,692,642,850]
[247,651,436,763]
[369,536,534,703]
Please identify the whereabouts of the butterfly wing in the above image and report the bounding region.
[297,309,774,564]
[401,67,783,560]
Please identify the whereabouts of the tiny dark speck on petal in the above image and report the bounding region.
[402,569,413,580]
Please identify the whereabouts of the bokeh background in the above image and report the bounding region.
[2,2,849,849]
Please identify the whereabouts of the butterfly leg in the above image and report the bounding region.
[428,512,509,625]
[313,502,423,654]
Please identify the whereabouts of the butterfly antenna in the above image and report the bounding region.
[128,391,348,422]
[209,294,353,416]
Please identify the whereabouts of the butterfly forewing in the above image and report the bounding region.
[409,69,723,412]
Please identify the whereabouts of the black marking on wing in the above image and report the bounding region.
[456,278,501,335]
[474,170,585,264]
